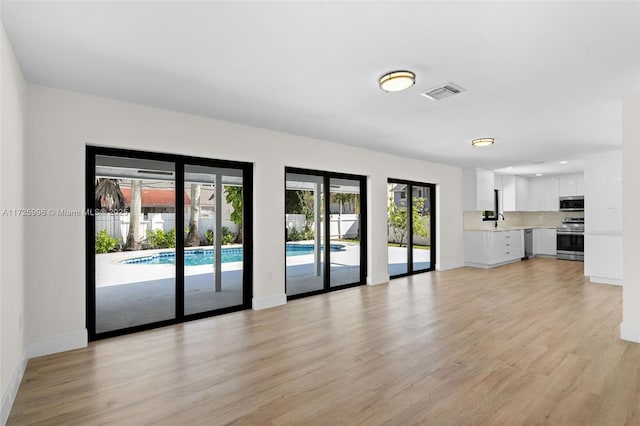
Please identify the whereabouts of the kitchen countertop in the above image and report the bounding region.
[464,226,558,232]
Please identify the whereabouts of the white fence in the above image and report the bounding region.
[285,214,360,239]
[95,213,239,243]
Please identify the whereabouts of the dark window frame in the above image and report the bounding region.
[285,167,367,300]
[86,146,253,341]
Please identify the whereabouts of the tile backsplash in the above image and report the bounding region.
[464,210,584,230]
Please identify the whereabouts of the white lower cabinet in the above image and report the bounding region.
[464,230,524,268]
[585,234,622,285]
[533,228,557,256]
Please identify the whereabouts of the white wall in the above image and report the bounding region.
[0,23,27,425]
[622,95,640,342]
[24,85,464,351]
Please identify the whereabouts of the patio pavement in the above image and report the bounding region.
[94,244,430,333]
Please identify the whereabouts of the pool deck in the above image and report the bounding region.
[94,242,430,333]
[96,242,430,288]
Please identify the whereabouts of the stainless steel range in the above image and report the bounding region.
[557,217,584,261]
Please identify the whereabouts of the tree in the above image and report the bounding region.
[388,197,429,246]
[125,179,143,250]
[333,192,353,215]
[185,183,201,247]
[297,190,315,231]
[224,185,243,243]
[94,178,126,211]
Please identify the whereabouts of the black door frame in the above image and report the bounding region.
[285,167,367,300]
[86,146,253,341]
[388,178,436,278]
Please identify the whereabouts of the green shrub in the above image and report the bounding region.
[204,229,214,245]
[287,226,314,242]
[203,227,235,245]
[287,227,301,241]
[146,228,176,249]
[95,229,119,254]
[221,227,235,245]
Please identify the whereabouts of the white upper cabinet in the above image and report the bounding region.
[585,151,621,233]
[528,178,544,211]
[559,174,584,197]
[543,177,560,211]
[463,168,495,211]
[528,176,559,211]
[576,174,585,196]
[502,174,529,211]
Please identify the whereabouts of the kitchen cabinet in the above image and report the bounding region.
[463,168,495,211]
[529,177,559,211]
[533,228,557,256]
[543,177,560,211]
[528,178,544,211]
[559,174,584,197]
[502,175,529,211]
[464,230,524,268]
[584,151,622,285]
[584,234,622,285]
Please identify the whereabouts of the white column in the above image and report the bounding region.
[622,95,640,343]
[214,173,222,292]
[314,182,322,277]
[367,174,390,285]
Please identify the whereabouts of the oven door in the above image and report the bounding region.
[557,231,584,261]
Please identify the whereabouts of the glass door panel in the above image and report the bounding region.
[285,173,324,296]
[329,178,362,287]
[94,155,176,333]
[184,165,244,315]
[412,185,432,272]
[388,182,409,276]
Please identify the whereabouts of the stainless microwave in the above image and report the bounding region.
[559,196,584,211]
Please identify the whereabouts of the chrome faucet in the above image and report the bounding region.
[495,213,505,228]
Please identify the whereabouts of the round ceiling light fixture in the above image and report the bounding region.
[471,137,495,147]
[379,70,415,92]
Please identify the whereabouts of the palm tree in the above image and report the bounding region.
[94,178,126,211]
[125,179,143,250]
[185,183,201,247]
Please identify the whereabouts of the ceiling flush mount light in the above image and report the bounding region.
[560,160,568,164]
[471,137,495,147]
[379,70,415,92]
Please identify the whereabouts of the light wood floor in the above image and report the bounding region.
[8,258,640,425]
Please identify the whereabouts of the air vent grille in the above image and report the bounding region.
[421,83,466,101]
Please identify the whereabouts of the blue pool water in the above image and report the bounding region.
[122,244,345,266]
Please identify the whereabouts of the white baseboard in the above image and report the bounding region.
[1,348,27,426]
[437,261,465,271]
[26,329,88,359]
[589,276,623,286]
[620,322,640,343]
[252,293,286,310]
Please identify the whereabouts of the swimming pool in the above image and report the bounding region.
[122,243,345,266]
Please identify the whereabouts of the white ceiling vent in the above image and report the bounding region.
[421,83,466,101]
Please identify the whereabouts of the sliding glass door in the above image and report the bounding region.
[285,173,325,296]
[93,156,177,334]
[387,179,436,278]
[88,147,252,340]
[183,165,246,315]
[285,168,366,298]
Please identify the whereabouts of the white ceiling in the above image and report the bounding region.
[2,1,639,175]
